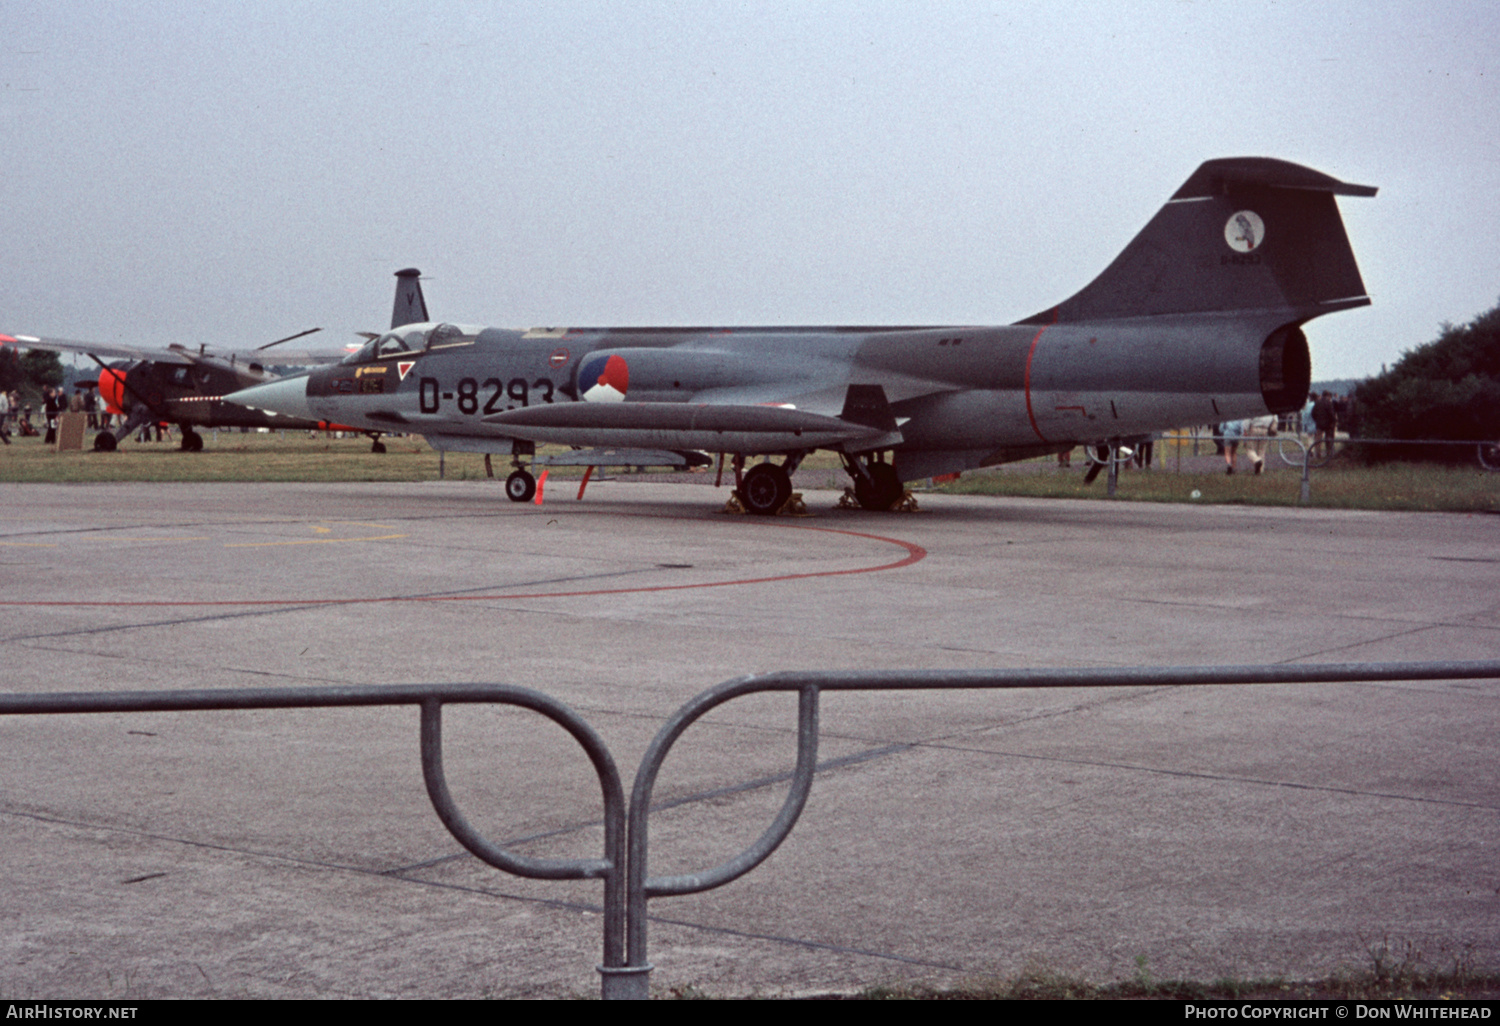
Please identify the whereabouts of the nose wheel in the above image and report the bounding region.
[505,468,537,503]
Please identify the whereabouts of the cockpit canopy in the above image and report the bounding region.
[339,323,480,365]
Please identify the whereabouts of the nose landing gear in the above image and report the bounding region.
[505,468,537,503]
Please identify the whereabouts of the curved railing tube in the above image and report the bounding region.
[636,684,820,896]
[0,683,632,993]
[5,662,1500,998]
[621,660,1500,980]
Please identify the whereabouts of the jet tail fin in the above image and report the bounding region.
[1022,158,1376,325]
[391,268,429,328]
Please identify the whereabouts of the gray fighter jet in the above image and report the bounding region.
[228,157,1376,513]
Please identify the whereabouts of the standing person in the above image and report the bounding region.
[1222,419,1244,474]
[1132,433,1155,469]
[42,386,60,444]
[1240,415,1277,475]
[1311,391,1337,460]
[0,389,10,444]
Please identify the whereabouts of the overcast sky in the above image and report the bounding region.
[4,1,1496,379]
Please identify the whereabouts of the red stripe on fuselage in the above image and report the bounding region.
[1022,309,1058,442]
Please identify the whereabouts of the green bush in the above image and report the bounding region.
[1355,302,1500,462]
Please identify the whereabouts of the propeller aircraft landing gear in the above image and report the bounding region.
[505,468,537,503]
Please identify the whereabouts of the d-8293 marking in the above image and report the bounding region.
[418,376,558,415]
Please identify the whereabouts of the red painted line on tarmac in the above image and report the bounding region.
[3,523,926,609]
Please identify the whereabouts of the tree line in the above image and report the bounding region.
[1354,300,1500,463]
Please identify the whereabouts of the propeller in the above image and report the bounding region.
[255,327,324,351]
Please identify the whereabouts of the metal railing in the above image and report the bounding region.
[1083,432,1499,503]
[4,660,1499,998]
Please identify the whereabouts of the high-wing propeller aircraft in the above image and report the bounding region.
[2,267,439,453]
[229,158,1375,513]
[0,329,349,451]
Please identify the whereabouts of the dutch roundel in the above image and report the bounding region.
[579,353,629,402]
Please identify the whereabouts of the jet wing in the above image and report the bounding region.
[483,401,890,453]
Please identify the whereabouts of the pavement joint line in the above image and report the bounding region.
[913,741,1500,812]
[0,567,683,641]
[1,603,346,643]
[1123,596,1493,633]
[1,804,607,916]
[640,912,965,971]
[708,682,1500,812]
[0,527,924,610]
[381,743,918,875]
[0,640,364,689]
[1285,622,1498,663]
[390,868,957,971]
[2,804,951,972]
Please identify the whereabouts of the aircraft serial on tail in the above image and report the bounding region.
[229,158,1376,513]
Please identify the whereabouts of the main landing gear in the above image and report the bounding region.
[736,451,807,515]
[733,451,906,515]
[842,452,905,511]
[179,427,204,452]
[739,462,793,515]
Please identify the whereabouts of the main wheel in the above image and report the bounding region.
[854,461,903,511]
[739,462,792,516]
[180,428,203,452]
[505,469,537,503]
[93,431,118,452]
[371,439,386,454]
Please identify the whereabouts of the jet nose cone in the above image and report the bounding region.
[225,375,314,421]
